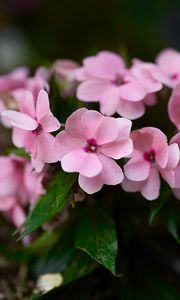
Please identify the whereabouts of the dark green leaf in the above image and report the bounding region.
[18,171,77,240]
[149,186,170,225]
[75,208,118,275]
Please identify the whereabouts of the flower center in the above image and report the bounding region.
[32,124,42,135]
[84,139,98,153]
[170,73,179,80]
[111,73,124,86]
[143,149,156,163]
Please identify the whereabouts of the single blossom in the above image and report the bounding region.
[155,48,180,88]
[2,89,60,172]
[0,155,45,228]
[122,127,179,200]
[168,83,180,130]
[52,59,79,97]
[76,51,162,119]
[54,108,133,194]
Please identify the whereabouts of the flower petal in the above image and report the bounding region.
[61,150,102,178]
[78,174,103,194]
[1,110,38,130]
[141,168,160,200]
[77,79,110,101]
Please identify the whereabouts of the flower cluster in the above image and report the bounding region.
[1,48,180,229]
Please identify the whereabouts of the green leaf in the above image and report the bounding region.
[164,210,180,243]
[149,186,170,225]
[75,208,118,275]
[18,171,77,240]
[25,231,58,254]
[6,147,29,158]
[32,225,97,286]
[62,250,98,285]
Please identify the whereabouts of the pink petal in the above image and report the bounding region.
[116,118,132,139]
[54,130,82,161]
[166,143,179,170]
[156,48,180,75]
[141,168,160,200]
[99,155,124,184]
[17,91,36,118]
[117,98,145,119]
[77,79,110,101]
[12,127,28,148]
[84,51,126,80]
[101,139,133,159]
[0,196,16,211]
[160,169,175,188]
[65,108,87,139]
[61,150,102,178]
[143,93,157,106]
[1,110,38,130]
[100,87,120,116]
[78,174,103,194]
[119,82,147,101]
[81,109,119,144]
[37,131,58,164]
[36,89,52,119]
[121,177,143,192]
[124,156,150,181]
[11,205,26,228]
[168,83,180,130]
[39,114,60,132]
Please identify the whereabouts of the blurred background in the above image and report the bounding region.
[0,0,180,72]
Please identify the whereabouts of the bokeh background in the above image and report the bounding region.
[0,0,180,72]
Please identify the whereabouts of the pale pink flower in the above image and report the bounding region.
[168,83,180,130]
[2,89,60,172]
[52,59,79,97]
[0,155,45,228]
[155,48,180,88]
[76,51,162,119]
[54,108,133,194]
[122,127,179,200]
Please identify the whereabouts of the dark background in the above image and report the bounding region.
[0,0,180,72]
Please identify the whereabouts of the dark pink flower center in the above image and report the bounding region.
[111,73,124,86]
[170,73,179,80]
[143,148,156,163]
[84,138,98,153]
[32,124,42,135]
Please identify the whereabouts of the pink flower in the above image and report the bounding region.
[168,83,180,130]
[52,59,79,97]
[122,127,179,200]
[155,48,180,88]
[2,89,60,172]
[0,155,45,228]
[76,51,162,119]
[54,108,133,194]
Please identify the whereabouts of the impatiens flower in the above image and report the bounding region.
[76,51,162,119]
[2,89,60,172]
[168,83,180,130]
[52,59,79,97]
[155,48,180,88]
[0,155,45,228]
[122,127,179,200]
[54,108,133,194]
